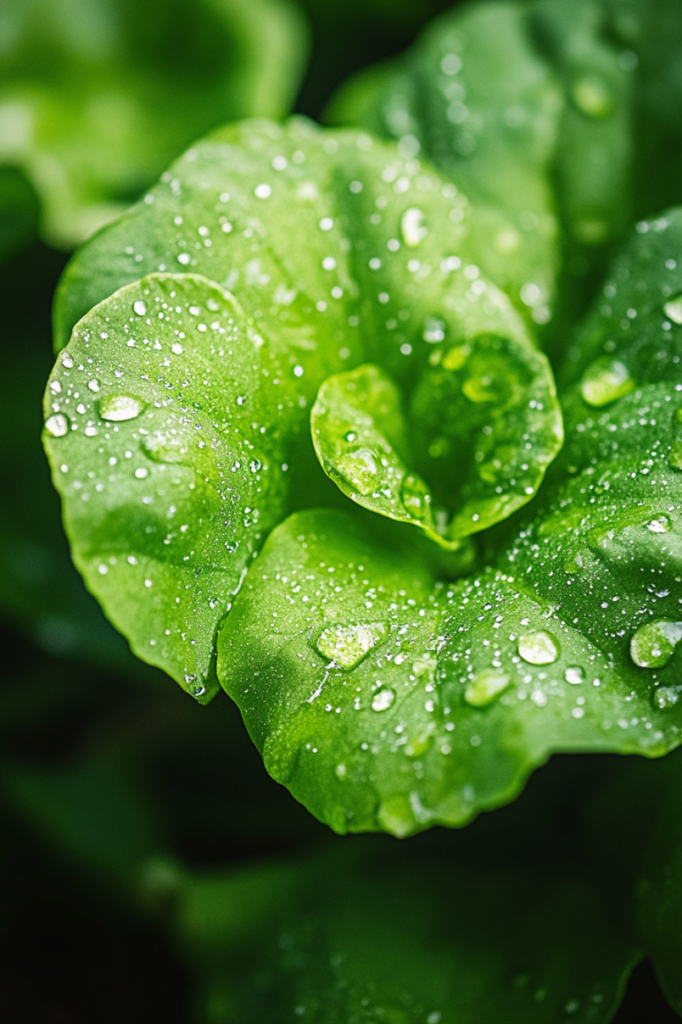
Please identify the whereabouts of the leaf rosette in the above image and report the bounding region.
[44,117,682,838]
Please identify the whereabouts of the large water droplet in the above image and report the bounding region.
[133,300,147,316]
[316,622,385,669]
[337,447,381,496]
[143,432,189,464]
[647,516,671,534]
[630,620,682,668]
[45,413,69,437]
[663,296,682,324]
[423,317,446,343]
[465,670,510,707]
[100,395,143,422]
[581,359,634,406]
[401,207,428,247]
[571,75,615,118]
[372,687,395,712]
[518,630,559,665]
[564,666,585,685]
[401,474,432,520]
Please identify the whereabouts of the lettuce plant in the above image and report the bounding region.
[38,0,682,1018]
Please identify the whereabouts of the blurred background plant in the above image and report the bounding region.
[2,1,682,1020]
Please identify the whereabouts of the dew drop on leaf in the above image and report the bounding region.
[580,359,634,406]
[663,295,682,324]
[401,207,428,247]
[337,447,381,496]
[464,670,511,707]
[564,666,585,685]
[422,316,446,343]
[315,622,386,669]
[518,630,560,665]
[653,686,681,709]
[630,620,682,668]
[99,395,143,421]
[400,474,432,519]
[133,300,147,316]
[647,516,671,534]
[45,413,69,437]
[371,687,395,712]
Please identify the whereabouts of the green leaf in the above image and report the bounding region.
[326,1,563,323]
[171,837,640,1024]
[530,0,632,248]
[44,271,314,699]
[326,0,633,331]
[0,0,308,247]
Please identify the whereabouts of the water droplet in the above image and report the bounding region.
[631,620,682,668]
[571,75,615,118]
[316,622,385,669]
[343,431,357,443]
[518,630,559,665]
[581,359,634,406]
[465,670,511,707]
[401,207,428,247]
[88,379,101,393]
[133,300,147,316]
[372,687,395,712]
[45,413,69,437]
[654,686,681,709]
[337,447,381,496]
[99,395,143,422]
[663,296,682,324]
[565,666,585,685]
[401,474,432,520]
[254,183,271,199]
[647,516,671,534]
[135,467,149,479]
[423,317,446,343]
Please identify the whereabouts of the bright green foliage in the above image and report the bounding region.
[47,118,560,703]
[172,838,639,1023]
[326,1,564,319]
[326,0,634,324]
[47,117,682,837]
[0,0,308,248]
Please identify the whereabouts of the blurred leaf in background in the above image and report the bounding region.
[0,0,309,249]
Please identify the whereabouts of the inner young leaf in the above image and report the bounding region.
[312,333,563,544]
